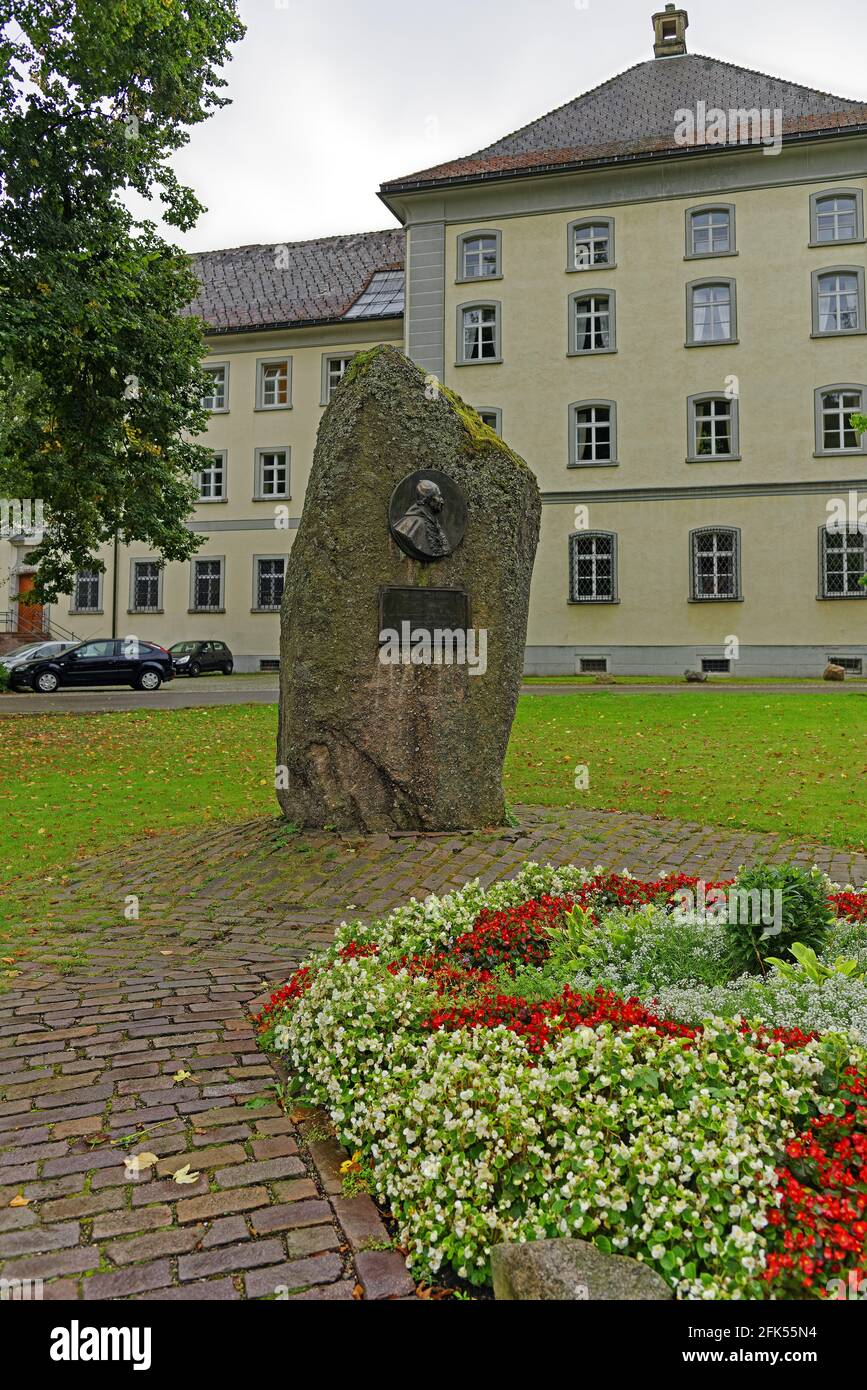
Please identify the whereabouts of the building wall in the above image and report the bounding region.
[7,319,402,670]
[399,138,867,673]
[5,141,867,678]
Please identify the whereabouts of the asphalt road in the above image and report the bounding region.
[0,674,863,715]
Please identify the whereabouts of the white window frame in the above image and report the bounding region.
[71,570,102,614]
[190,557,225,613]
[255,357,293,410]
[129,558,163,614]
[814,385,867,455]
[566,217,615,272]
[685,204,736,259]
[687,393,740,462]
[456,230,502,283]
[320,353,354,406]
[456,301,502,365]
[252,555,287,612]
[569,531,618,603]
[197,450,227,503]
[568,289,616,355]
[819,526,867,599]
[686,279,738,346]
[202,362,229,412]
[810,189,865,247]
[569,400,618,467]
[811,267,866,337]
[254,447,290,500]
[689,527,742,601]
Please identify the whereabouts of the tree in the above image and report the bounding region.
[0,0,245,599]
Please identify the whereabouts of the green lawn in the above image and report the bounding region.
[508,694,865,850]
[0,693,862,894]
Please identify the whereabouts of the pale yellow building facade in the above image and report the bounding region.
[4,7,867,676]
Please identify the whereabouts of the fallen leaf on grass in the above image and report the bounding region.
[172,1164,200,1184]
[124,1152,158,1174]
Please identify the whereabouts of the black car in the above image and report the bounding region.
[9,638,174,694]
[169,640,234,676]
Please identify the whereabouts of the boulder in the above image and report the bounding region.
[823,663,845,681]
[276,345,541,831]
[490,1238,673,1301]
[684,668,707,683]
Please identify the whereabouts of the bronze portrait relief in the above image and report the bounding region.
[388,470,467,562]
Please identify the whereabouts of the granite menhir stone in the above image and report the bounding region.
[276,344,541,831]
[490,1239,673,1301]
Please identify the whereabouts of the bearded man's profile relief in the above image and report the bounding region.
[391,478,451,560]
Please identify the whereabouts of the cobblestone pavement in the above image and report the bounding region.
[2,806,865,1301]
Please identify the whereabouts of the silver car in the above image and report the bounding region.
[1,640,78,671]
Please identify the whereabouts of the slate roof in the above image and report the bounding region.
[381,53,867,194]
[188,229,405,334]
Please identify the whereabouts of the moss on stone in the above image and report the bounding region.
[342,344,529,473]
[341,343,390,388]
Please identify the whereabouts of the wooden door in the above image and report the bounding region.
[16,574,44,636]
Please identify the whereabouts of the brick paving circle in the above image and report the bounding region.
[2,806,865,1301]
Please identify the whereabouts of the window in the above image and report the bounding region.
[687,394,740,460]
[686,280,737,345]
[814,386,867,454]
[198,451,226,501]
[685,206,735,258]
[130,560,162,613]
[569,532,617,602]
[701,657,732,674]
[569,400,617,466]
[579,657,609,674]
[820,527,867,598]
[202,363,228,411]
[690,528,741,600]
[321,354,353,405]
[829,655,863,674]
[259,658,280,673]
[476,408,502,435]
[567,218,614,271]
[254,556,286,611]
[457,231,501,281]
[457,302,501,363]
[810,190,864,245]
[72,571,101,613]
[254,448,290,499]
[569,291,616,354]
[74,640,115,659]
[191,558,224,612]
[256,358,292,409]
[343,270,404,319]
[812,268,865,336]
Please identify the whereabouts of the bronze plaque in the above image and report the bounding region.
[388,470,467,562]
[379,586,469,640]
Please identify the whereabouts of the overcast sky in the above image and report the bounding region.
[160,0,867,254]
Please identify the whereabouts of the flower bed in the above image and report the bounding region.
[258,863,867,1298]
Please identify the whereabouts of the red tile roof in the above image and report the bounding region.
[381,54,867,194]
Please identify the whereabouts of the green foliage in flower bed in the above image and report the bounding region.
[723,863,833,976]
[258,863,867,1297]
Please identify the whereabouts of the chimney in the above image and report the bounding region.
[652,5,688,58]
